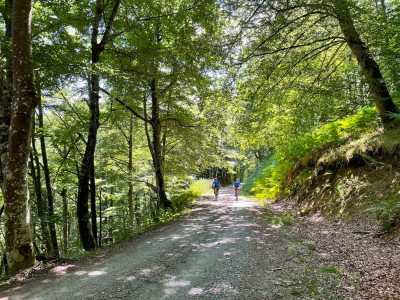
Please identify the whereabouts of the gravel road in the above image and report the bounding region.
[0,189,334,300]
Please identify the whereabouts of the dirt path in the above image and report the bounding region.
[0,189,348,299]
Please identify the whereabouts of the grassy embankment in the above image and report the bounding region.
[243,106,400,228]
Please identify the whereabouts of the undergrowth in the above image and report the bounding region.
[242,160,272,195]
[171,178,210,212]
[67,179,211,259]
[365,187,400,231]
[247,106,382,200]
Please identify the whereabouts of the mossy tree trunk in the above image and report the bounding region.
[62,188,68,255]
[333,0,399,127]
[0,0,12,191]
[4,0,36,275]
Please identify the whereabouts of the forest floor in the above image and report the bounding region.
[0,188,399,299]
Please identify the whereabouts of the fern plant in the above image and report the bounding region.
[366,191,400,231]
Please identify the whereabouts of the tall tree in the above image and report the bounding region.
[61,187,68,255]
[4,0,36,274]
[0,0,13,189]
[332,0,399,127]
[228,0,399,150]
[127,114,134,228]
[102,0,221,208]
[77,0,121,250]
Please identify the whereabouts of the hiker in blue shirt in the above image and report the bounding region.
[212,178,220,200]
[233,179,241,200]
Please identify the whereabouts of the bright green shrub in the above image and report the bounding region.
[171,178,210,212]
[242,158,274,195]
[171,190,198,212]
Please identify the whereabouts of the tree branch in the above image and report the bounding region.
[100,88,149,122]
[98,0,122,52]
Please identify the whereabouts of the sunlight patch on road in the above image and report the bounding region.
[74,271,87,276]
[88,270,107,277]
[140,265,164,276]
[271,224,282,229]
[189,287,204,295]
[51,264,75,276]
[215,215,230,221]
[163,288,177,296]
[161,275,192,298]
[209,283,238,295]
[140,268,152,275]
[237,222,260,228]
[41,279,51,283]
[201,237,238,248]
[164,280,191,287]
[125,276,136,281]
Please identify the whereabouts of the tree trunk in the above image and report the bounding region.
[90,166,98,246]
[62,188,68,255]
[37,91,59,258]
[150,79,171,209]
[333,0,399,127]
[108,195,114,244]
[76,54,99,250]
[4,0,36,274]
[30,141,51,254]
[99,188,102,247]
[0,0,13,190]
[135,196,141,229]
[76,0,121,251]
[128,115,134,229]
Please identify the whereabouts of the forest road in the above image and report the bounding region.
[0,188,308,300]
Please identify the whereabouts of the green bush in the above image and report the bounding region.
[171,190,199,212]
[171,179,211,212]
[281,211,294,226]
